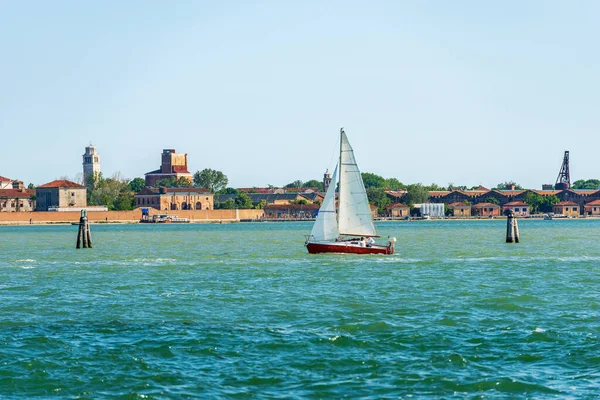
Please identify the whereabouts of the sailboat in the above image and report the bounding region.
[305,128,396,255]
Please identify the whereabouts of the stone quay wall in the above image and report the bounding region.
[0,208,264,224]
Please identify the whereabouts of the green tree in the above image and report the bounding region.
[384,178,405,190]
[572,179,600,190]
[156,176,192,188]
[425,183,446,191]
[193,169,228,192]
[447,183,467,191]
[405,183,430,205]
[128,177,146,192]
[524,192,560,213]
[367,187,391,214]
[255,199,267,209]
[88,173,135,211]
[218,198,236,209]
[217,187,239,195]
[234,192,254,209]
[156,177,176,187]
[27,183,35,190]
[444,203,452,216]
[302,180,324,192]
[284,180,303,189]
[361,172,386,188]
[486,197,500,205]
[493,181,524,190]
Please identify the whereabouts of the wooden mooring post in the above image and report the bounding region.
[506,211,520,243]
[76,210,93,249]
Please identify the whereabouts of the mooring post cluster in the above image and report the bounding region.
[506,210,520,243]
[76,209,93,249]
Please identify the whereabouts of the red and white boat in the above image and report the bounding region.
[305,128,396,255]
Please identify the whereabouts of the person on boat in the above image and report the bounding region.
[360,237,366,247]
[366,237,375,247]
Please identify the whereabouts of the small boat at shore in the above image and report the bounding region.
[305,128,396,255]
[140,214,189,223]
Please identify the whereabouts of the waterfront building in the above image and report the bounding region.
[472,202,501,217]
[35,180,87,211]
[385,203,410,218]
[0,186,35,212]
[144,149,193,187]
[502,201,530,217]
[584,200,600,216]
[263,203,319,219]
[0,175,13,190]
[553,201,580,217]
[135,187,213,211]
[370,204,378,218]
[449,202,472,217]
[82,144,101,187]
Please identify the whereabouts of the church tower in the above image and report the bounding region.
[323,169,332,193]
[82,144,101,187]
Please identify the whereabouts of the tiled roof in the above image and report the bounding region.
[386,203,409,210]
[300,192,325,202]
[284,187,320,193]
[473,202,500,208]
[428,191,450,197]
[37,180,85,189]
[0,189,34,198]
[474,186,490,192]
[496,190,527,196]
[585,199,600,206]
[449,202,470,207]
[532,190,562,196]
[458,191,485,197]
[503,201,529,207]
[237,188,275,194]
[554,201,579,206]
[0,175,12,182]
[386,190,408,198]
[570,189,600,194]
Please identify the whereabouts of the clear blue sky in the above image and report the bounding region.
[1,1,598,189]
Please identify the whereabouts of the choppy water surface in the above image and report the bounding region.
[1,220,599,398]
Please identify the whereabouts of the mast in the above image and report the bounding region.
[339,127,343,212]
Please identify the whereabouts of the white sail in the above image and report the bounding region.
[310,164,339,241]
[338,130,377,237]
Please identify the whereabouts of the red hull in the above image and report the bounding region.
[306,241,394,255]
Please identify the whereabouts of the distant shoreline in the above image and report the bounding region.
[1,215,599,226]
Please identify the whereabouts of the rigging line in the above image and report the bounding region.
[327,133,339,172]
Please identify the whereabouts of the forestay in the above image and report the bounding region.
[337,130,377,237]
[309,164,339,241]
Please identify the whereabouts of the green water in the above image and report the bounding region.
[1,220,599,398]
